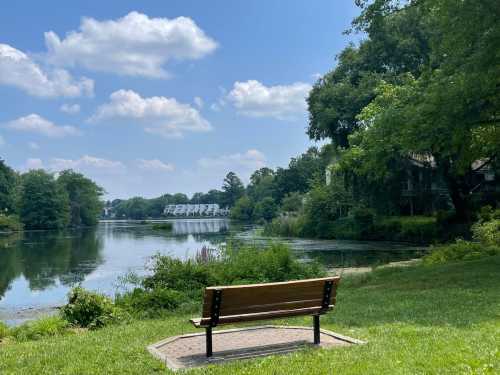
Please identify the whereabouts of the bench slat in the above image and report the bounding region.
[192,305,334,327]
[199,277,339,322]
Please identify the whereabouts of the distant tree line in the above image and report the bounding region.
[0,159,104,231]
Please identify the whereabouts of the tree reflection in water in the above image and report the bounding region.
[0,229,103,301]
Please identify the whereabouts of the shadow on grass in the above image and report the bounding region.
[328,256,500,329]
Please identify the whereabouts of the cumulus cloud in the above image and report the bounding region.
[193,96,204,109]
[226,80,311,120]
[5,114,81,138]
[49,155,125,172]
[45,11,217,78]
[0,43,94,98]
[198,149,266,170]
[60,103,80,114]
[89,89,211,138]
[136,159,175,172]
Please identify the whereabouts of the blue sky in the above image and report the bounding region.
[0,0,361,199]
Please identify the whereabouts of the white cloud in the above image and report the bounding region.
[5,114,81,138]
[89,89,211,138]
[193,96,204,109]
[60,103,80,114]
[0,43,94,98]
[28,141,39,150]
[198,149,266,170]
[49,155,125,173]
[136,159,174,172]
[226,80,311,120]
[25,158,44,170]
[45,11,217,78]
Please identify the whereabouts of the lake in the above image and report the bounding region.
[0,219,427,325]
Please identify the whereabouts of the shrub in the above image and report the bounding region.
[424,239,500,265]
[142,256,217,300]
[61,287,124,329]
[374,216,437,243]
[263,216,305,237]
[9,316,69,342]
[216,243,324,285]
[116,288,185,316]
[472,219,500,246]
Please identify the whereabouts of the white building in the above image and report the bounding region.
[163,203,229,217]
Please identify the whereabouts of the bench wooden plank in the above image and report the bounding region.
[201,277,339,318]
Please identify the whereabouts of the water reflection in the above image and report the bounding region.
[0,230,103,301]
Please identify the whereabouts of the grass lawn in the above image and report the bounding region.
[1,256,499,374]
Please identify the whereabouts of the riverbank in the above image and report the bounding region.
[1,256,498,374]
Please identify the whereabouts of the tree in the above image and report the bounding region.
[342,0,500,221]
[230,196,253,221]
[57,170,104,227]
[0,159,17,214]
[221,172,244,208]
[253,197,278,222]
[19,170,69,229]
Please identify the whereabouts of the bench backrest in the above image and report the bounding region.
[199,277,340,327]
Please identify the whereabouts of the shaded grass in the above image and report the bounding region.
[1,257,499,374]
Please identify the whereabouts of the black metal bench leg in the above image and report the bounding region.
[313,315,320,345]
[206,327,213,357]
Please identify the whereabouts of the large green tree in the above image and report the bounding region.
[19,170,69,230]
[57,170,104,227]
[221,172,245,208]
[0,159,18,214]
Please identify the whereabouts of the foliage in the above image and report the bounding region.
[8,316,69,342]
[19,170,70,230]
[280,192,303,214]
[221,172,245,208]
[0,159,18,214]
[263,216,305,238]
[0,215,22,232]
[424,239,500,265]
[472,208,500,246]
[252,196,278,222]
[61,287,124,329]
[230,195,254,221]
[57,170,104,227]
[115,288,185,317]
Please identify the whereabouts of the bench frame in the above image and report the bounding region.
[190,277,339,357]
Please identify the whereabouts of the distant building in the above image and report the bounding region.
[163,203,229,217]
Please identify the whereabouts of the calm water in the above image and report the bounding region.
[0,219,426,324]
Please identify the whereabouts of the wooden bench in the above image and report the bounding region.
[190,276,340,357]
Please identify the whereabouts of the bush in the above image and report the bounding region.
[61,287,124,329]
[472,218,500,246]
[116,288,185,316]
[374,216,437,243]
[263,216,305,237]
[424,239,500,264]
[0,215,22,232]
[9,316,69,342]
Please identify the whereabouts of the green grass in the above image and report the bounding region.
[1,257,499,374]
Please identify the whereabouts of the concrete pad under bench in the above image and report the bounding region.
[147,325,365,371]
